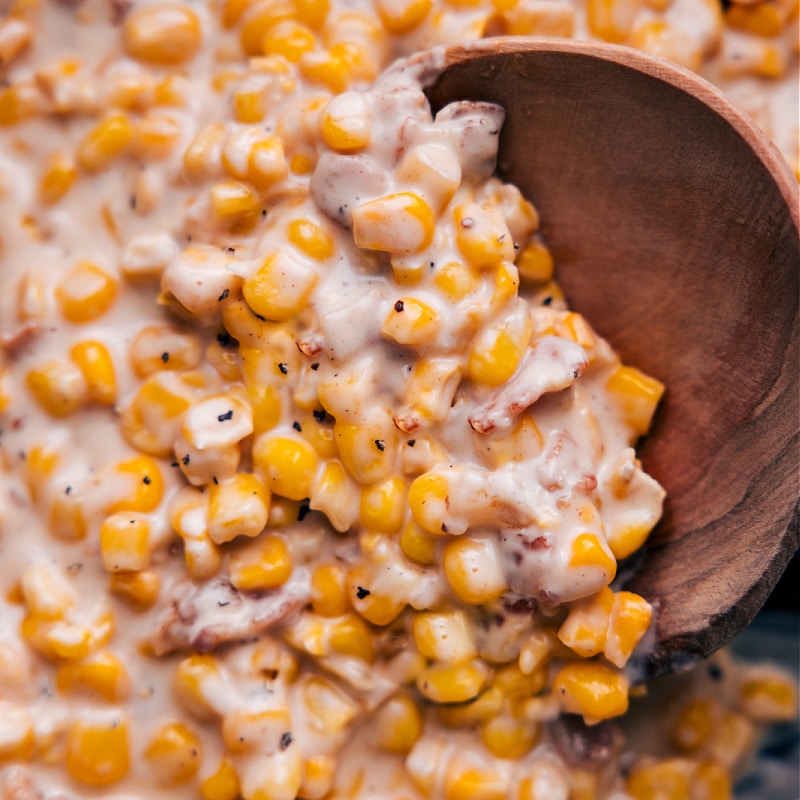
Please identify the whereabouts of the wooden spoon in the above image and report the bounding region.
[413,38,799,677]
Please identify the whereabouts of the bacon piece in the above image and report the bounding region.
[151,570,310,655]
[469,335,588,434]
[1,323,41,357]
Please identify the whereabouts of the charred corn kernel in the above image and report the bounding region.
[230,533,292,591]
[466,308,532,386]
[263,20,316,61]
[254,432,319,500]
[287,218,335,260]
[738,668,798,721]
[55,260,117,323]
[130,325,201,377]
[671,698,715,753]
[437,686,504,727]
[552,661,629,723]
[443,759,508,800]
[239,0,297,55]
[454,203,515,269]
[123,4,202,65]
[201,757,241,800]
[184,122,225,182]
[208,473,270,544]
[557,586,614,658]
[21,563,77,620]
[76,114,133,173]
[132,112,182,160]
[382,296,441,347]
[56,650,131,702]
[243,252,319,322]
[40,152,77,204]
[70,340,116,405]
[26,359,88,417]
[606,364,664,438]
[705,710,754,769]
[0,18,32,66]
[359,476,406,533]
[408,470,449,534]
[435,260,480,301]
[516,239,554,282]
[174,654,224,720]
[108,570,160,610]
[569,533,617,582]
[443,536,508,605]
[726,3,785,37]
[222,707,291,754]
[481,714,538,759]
[334,417,397,484]
[375,692,423,754]
[586,0,640,42]
[309,458,360,531]
[211,181,261,226]
[99,512,153,573]
[375,0,432,34]
[329,613,375,662]
[144,722,201,785]
[0,704,35,761]
[310,563,349,617]
[353,192,434,255]
[65,717,130,786]
[417,658,490,704]
[108,455,164,514]
[320,90,370,152]
[626,758,695,800]
[413,610,476,664]
[604,591,653,668]
[400,520,438,565]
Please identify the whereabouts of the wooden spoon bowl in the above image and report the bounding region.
[415,39,799,677]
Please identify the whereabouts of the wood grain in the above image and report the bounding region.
[420,39,800,677]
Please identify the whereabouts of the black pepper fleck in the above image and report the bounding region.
[142,475,151,485]
[218,410,234,422]
[297,502,311,522]
[182,454,190,465]
[278,363,289,375]
[292,421,302,432]
[65,486,73,495]
[394,300,404,312]
[407,439,416,447]
[310,362,320,371]
[542,296,553,306]
[218,288,230,301]
[356,586,371,599]
[374,439,385,451]
[161,352,170,364]
[279,731,293,750]
[313,409,326,422]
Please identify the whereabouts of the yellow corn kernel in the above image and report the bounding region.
[56,650,131,702]
[310,563,349,617]
[309,458,360,532]
[0,18,32,66]
[294,0,330,27]
[569,533,617,582]
[586,0,640,42]
[604,590,653,668]
[253,432,319,500]
[705,710,755,769]
[287,217,335,260]
[552,661,629,723]
[243,251,319,322]
[557,586,614,658]
[174,654,224,720]
[26,359,88,417]
[413,610,476,664]
[606,364,664,439]
[334,416,397,485]
[626,758,695,800]
[233,79,268,124]
[229,533,292,591]
[221,0,256,27]
[144,722,201,785]
[400,520,438,565]
[381,296,441,347]
[329,613,375,662]
[454,203,515,269]
[443,536,508,605]
[481,714,538,759]
[99,512,153,573]
[16,268,47,321]
[629,19,702,72]
[466,309,532,386]
[407,470,451,535]
[406,735,448,795]
[319,90,370,152]
[107,455,165,514]
[300,754,335,800]
[70,340,117,405]
[263,19,316,61]
[417,658,489,704]
[108,570,161,610]
[437,686,504,728]
[48,491,88,541]
[21,563,77,620]
[208,473,270,544]
[55,260,117,323]
[606,514,658,561]
[493,662,547,700]
[130,325,201,378]
[375,692,423,754]
[347,562,407,626]
[123,4,202,65]
[246,136,288,189]
[359,476,406,534]
[76,113,133,173]
[0,80,41,126]
[353,192,434,255]
[239,0,297,55]
[726,3,785,37]
[671,698,715,753]
[0,703,35,761]
[444,759,508,800]
[201,758,241,800]
[40,152,77,204]
[516,239,554,283]
[24,442,61,502]
[184,122,225,182]
[132,112,182,161]
[210,181,261,228]
[492,261,520,307]
[691,761,731,800]
[502,1,574,36]
[738,669,799,721]
[375,0,432,33]
[434,260,480,301]
[222,707,291,753]
[299,49,351,93]
[65,717,130,786]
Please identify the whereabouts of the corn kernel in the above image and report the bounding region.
[21,563,77,620]
[0,18,32,67]
[626,758,695,800]
[437,686,504,728]
[40,152,77,204]
[65,717,130,786]
[229,533,292,591]
[568,533,617,583]
[375,0,432,34]
[481,714,538,759]
[606,364,664,439]
[144,722,201,785]
[671,698,715,753]
[334,416,397,485]
[502,1,574,36]
[201,758,241,800]
[132,111,182,161]
[174,654,224,720]
[320,90,370,152]
[557,586,614,658]
[26,359,88,417]
[466,308,532,386]
[107,455,165,514]
[454,203,515,269]
[99,512,153,573]
[243,251,319,322]
[353,192,434,255]
[727,3,785,37]
[184,122,225,182]
[552,661,629,723]
[417,658,490,704]
[287,217,335,260]
[516,239,554,282]
[400,520,438,565]
[443,536,508,605]
[359,476,406,533]
[443,758,508,800]
[310,563,349,617]
[704,710,754,769]
[347,562,407,626]
[329,613,375,662]
[586,0,639,42]
[210,181,261,228]
[413,610,477,664]
[310,458,360,531]
[222,707,292,753]
[375,692,424,754]
[56,650,131,702]
[381,296,441,347]
[123,4,202,65]
[76,113,133,173]
[208,472,270,544]
[239,0,297,55]
[604,590,653,668]
[0,705,35,761]
[109,570,161,610]
[263,20,316,62]
[299,49,352,93]
[55,260,117,323]
[254,432,319,500]
[70,340,117,405]
[738,668,799,721]
[248,136,289,189]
